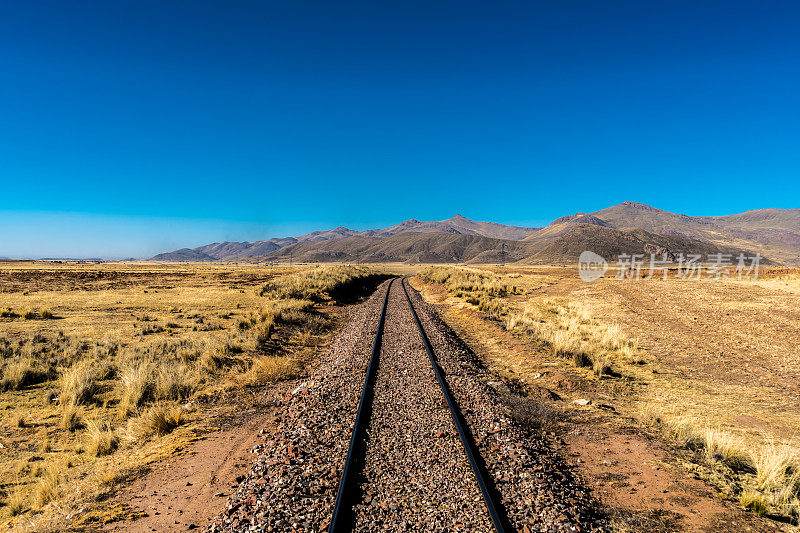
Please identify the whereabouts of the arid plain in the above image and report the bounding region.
[1,260,799,531]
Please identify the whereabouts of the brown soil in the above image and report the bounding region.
[564,413,784,532]
[412,277,788,532]
[104,395,284,532]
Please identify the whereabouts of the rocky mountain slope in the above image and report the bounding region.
[151,215,540,261]
[560,201,800,264]
[150,202,798,264]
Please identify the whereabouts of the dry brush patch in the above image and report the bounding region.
[419,266,642,378]
[638,406,800,522]
[416,265,800,525]
[0,262,381,528]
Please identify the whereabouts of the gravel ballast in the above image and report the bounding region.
[208,279,605,532]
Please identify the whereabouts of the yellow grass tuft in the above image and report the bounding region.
[155,362,196,401]
[129,403,183,439]
[60,360,98,405]
[85,420,119,457]
[247,356,301,385]
[751,439,798,492]
[31,466,62,509]
[60,404,83,432]
[741,490,770,515]
[1,357,48,391]
[118,361,154,414]
[4,490,26,516]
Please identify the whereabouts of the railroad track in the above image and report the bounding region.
[330,277,510,532]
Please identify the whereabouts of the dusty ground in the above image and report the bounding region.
[104,386,287,532]
[4,260,797,531]
[0,261,362,531]
[412,267,798,532]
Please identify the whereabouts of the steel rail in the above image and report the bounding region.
[329,278,394,533]
[400,278,510,533]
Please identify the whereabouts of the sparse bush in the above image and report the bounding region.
[31,466,62,509]
[40,308,55,319]
[119,362,155,414]
[129,404,183,439]
[1,357,48,391]
[741,490,769,515]
[247,356,300,385]
[60,361,98,406]
[155,363,195,401]
[85,420,119,457]
[502,394,560,433]
[4,490,25,516]
[22,309,37,320]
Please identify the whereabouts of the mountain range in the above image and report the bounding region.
[151,202,800,265]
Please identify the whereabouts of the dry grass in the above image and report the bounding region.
[503,299,637,377]
[155,362,196,402]
[10,411,28,428]
[1,357,48,391]
[59,361,98,406]
[0,261,380,528]
[128,404,184,439]
[247,356,301,385]
[416,265,800,524]
[751,439,798,492]
[639,407,800,520]
[31,466,62,509]
[4,490,25,517]
[419,266,517,297]
[84,420,119,457]
[118,362,155,414]
[60,404,83,431]
[741,491,770,516]
[419,267,640,378]
[260,265,380,303]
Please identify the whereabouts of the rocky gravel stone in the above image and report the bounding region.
[208,279,606,532]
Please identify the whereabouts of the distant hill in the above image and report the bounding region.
[361,214,540,240]
[520,224,759,264]
[149,202,798,265]
[261,232,530,264]
[550,201,800,264]
[150,215,541,261]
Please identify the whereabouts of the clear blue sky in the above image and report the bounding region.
[1,1,798,258]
